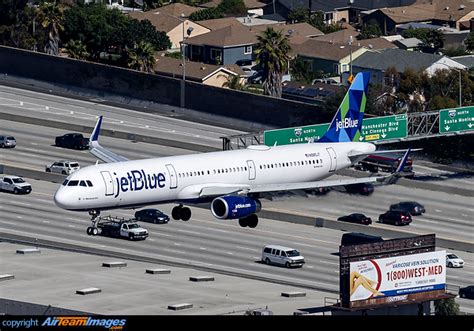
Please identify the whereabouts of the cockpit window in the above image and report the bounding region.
[79,180,87,187]
[67,180,79,186]
[86,180,93,187]
[62,179,69,186]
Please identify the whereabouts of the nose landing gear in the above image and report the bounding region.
[86,209,100,236]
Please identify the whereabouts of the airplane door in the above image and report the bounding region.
[165,164,178,189]
[246,160,256,180]
[326,147,337,172]
[100,171,114,196]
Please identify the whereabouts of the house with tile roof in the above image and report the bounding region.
[199,0,267,16]
[351,48,466,85]
[291,39,368,76]
[155,3,202,18]
[362,0,474,35]
[128,10,210,50]
[185,24,258,65]
[153,55,245,88]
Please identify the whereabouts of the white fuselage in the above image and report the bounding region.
[54,142,375,211]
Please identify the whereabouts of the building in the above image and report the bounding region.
[198,0,267,17]
[351,48,467,85]
[128,10,210,50]
[153,54,245,88]
[392,37,423,51]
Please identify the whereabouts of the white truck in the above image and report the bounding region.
[0,175,32,194]
[88,216,149,240]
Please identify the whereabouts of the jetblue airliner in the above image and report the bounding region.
[54,72,410,235]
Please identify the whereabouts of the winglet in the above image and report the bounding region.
[395,148,411,173]
[90,116,103,144]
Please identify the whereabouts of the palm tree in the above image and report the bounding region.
[127,41,156,73]
[65,40,89,60]
[254,27,291,97]
[218,74,246,90]
[38,1,64,56]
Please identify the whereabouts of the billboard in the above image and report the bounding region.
[349,250,446,305]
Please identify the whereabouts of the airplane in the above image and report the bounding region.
[54,72,411,235]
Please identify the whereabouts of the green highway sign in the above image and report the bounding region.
[264,123,329,146]
[361,114,407,142]
[263,114,408,146]
[439,107,474,133]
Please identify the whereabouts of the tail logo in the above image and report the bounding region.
[336,118,359,132]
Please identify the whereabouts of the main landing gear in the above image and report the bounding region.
[172,205,191,221]
[238,214,258,228]
[86,209,100,236]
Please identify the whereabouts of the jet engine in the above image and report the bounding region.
[211,196,261,220]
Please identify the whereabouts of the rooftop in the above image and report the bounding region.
[128,10,182,33]
[185,24,258,48]
[292,39,364,60]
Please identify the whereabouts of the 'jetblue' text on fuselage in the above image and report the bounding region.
[114,169,166,198]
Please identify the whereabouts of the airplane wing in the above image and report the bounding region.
[89,116,129,163]
[348,148,421,164]
[198,149,412,198]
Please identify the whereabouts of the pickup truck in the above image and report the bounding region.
[55,133,89,150]
[94,218,149,240]
[0,175,32,194]
[354,153,414,177]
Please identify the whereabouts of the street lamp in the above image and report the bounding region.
[180,14,194,109]
[348,35,353,80]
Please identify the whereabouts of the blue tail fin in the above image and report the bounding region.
[317,72,370,143]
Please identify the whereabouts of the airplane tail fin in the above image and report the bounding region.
[317,72,370,143]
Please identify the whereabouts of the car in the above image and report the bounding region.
[235,59,252,67]
[45,160,80,175]
[261,245,305,268]
[337,213,372,225]
[135,208,170,224]
[241,67,257,78]
[247,71,264,84]
[446,253,464,268]
[344,183,374,195]
[459,285,474,299]
[0,135,16,148]
[389,201,425,216]
[341,232,383,246]
[0,175,32,194]
[55,133,89,150]
[378,210,412,225]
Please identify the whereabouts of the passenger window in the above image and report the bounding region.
[264,247,271,253]
[244,167,247,171]
[276,250,280,256]
[86,180,93,187]
[207,170,210,175]
[79,180,87,187]
[271,249,276,255]
[281,251,287,257]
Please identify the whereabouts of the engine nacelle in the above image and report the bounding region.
[211,196,261,220]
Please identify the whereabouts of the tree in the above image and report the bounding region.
[218,74,246,90]
[402,28,444,51]
[189,7,223,21]
[309,11,343,34]
[465,32,474,51]
[255,27,291,97]
[434,298,460,315]
[290,57,323,84]
[126,40,156,72]
[64,39,89,59]
[38,1,65,55]
[358,24,382,40]
[217,0,247,16]
[119,18,171,52]
[288,7,308,23]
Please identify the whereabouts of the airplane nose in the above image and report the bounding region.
[54,188,72,209]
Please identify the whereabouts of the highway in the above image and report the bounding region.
[1,85,473,314]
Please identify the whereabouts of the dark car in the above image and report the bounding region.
[389,201,425,216]
[344,182,374,195]
[337,213,372,225]
[135,209,170,224]
[341,232,383,246]
[459,286,474,299]
[55,133,89,150]
[378,210,412,225]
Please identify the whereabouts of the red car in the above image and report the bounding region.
[378,210,412,226]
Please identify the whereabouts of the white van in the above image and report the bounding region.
[261,245,305,268]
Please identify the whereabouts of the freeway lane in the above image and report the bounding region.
[1,178,473,314]
[0,85,244,149]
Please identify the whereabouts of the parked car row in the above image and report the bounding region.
[337,201,425,226]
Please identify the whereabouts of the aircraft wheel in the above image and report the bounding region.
[180,207,191,221]
[247,215,258,228]
[87,227,92,235]
[92,227,99,236]
[238,218,248,227]
[172,206,181,220]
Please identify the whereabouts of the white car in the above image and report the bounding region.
[45,160,80,175]
[446,253,464,268]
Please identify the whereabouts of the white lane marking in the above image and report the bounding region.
[236,246,258,252]
[42,221,50,223]
[435,209,442,212]
[319,260,339,265]
[227,252,234,255]
[148,238,155,242]
[1,221,15,225]
[68,225,75,228]
[448,276,460,279]
[16,216,23,219]
[176,229,202,235]
[306,266,314,269]
[174,243,181,246]
[154,232,172,237]
[199,247,207,250]
[164,249,184,254]
[253,256,260,260]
